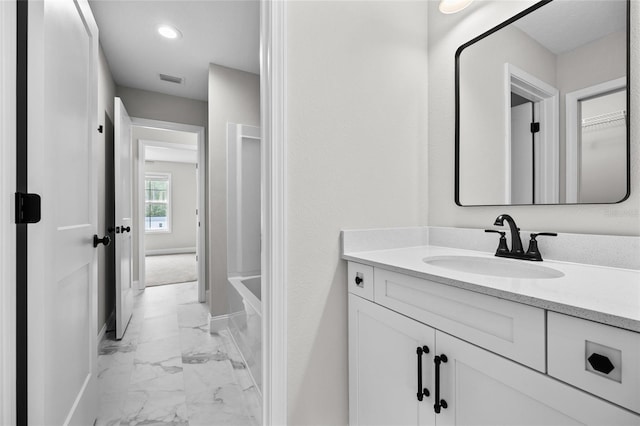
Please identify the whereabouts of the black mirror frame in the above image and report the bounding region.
[454,0,631,207]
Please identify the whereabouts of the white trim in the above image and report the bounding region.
[227,328,262,397]
[0,1,16,424]
[504,63,559,204]
[145,247,196,256]
[97,309,115,343]
[565,77,627,203]
[132,118,206,303]
[261,0,288,423]
[209,313,230,333]
[227,123,262,277]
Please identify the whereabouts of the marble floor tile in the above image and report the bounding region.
[97,281,260,425]
[185,386,255,426]
[96,392,124,426]
[121,390,189,426]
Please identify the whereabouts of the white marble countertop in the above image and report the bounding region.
[343,245,640,332]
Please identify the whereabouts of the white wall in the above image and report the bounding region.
[144,161,197,253]
[428,0,640,236]
[286,2,429,424]
[208,64,260,317]
[97,45,116,333]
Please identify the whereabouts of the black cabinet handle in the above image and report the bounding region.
[354,276,363,286]
[434,354,448,413]
[416,346,430,401]
[93,234,111,248]
[588,353,615,374]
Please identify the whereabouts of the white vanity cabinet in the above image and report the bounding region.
[349,294,435,426]
[347,262,640,426]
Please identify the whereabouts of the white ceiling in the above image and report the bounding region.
[89,0,260,101]
[514,0,626,55]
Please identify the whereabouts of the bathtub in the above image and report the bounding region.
[227,275,262,392]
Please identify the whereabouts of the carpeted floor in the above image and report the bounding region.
[145,253,197,286]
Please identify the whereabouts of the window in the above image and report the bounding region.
[145,173,171,232]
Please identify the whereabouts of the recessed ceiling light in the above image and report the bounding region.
[157,25,182,39]
[439,0,474,14]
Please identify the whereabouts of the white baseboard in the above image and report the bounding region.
[145,247,196,256]
[133,280,142,291]
[98,310,115,342]
[209,313,230,333]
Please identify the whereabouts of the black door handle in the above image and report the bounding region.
[122,226,131,233]
[93,235,111,248]
[434,354,448,413]
[416,346,430,401]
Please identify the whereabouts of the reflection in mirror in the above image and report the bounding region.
[456,0,629,206]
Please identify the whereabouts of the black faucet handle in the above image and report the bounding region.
[526,233,557,261]
[485,230,509,255]
[530,232,557,240]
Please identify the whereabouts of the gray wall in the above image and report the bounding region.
[97,45,116,334]
[459,25,557,205]
[116,86,208,128]
[286,2,429,424]
[144,161,197,253]
[556,30,627,201]
[428,0,640,236]
[207,64,260,317]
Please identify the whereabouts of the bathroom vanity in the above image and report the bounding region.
[344,242,640,425]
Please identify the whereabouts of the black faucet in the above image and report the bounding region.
[493,214,524,254]
[485,214,557,261]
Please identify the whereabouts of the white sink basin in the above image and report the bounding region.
[423,255,564,279]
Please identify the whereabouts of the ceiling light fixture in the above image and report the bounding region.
[439,0,474,14]
[157,25,182,39]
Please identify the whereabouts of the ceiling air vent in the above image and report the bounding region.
[159,73,184,84]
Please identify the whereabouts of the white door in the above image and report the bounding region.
[114,98,134,339]
[349,294,435,426]
[27,0,99,424]
[511,102,534,204]
[436,331,640,426]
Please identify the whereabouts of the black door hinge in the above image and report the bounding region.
[15,192,41,224]
[530,122,540,133]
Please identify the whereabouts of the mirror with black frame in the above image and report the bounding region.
[455,0,629,206]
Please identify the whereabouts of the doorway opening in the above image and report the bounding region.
[131,119,207,303]
[504,63,559,204]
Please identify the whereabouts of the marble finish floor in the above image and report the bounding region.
[97,281,261,426]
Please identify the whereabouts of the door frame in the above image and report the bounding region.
[1,0,17,423]
[131,118,206,303]
[503,63,559,204]
[260,0,288,423]
[565,77,627,203]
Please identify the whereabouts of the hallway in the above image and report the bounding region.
[97,282,260,425]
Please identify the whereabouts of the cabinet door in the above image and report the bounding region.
[349,294,435,426]
[435,331,640,426]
